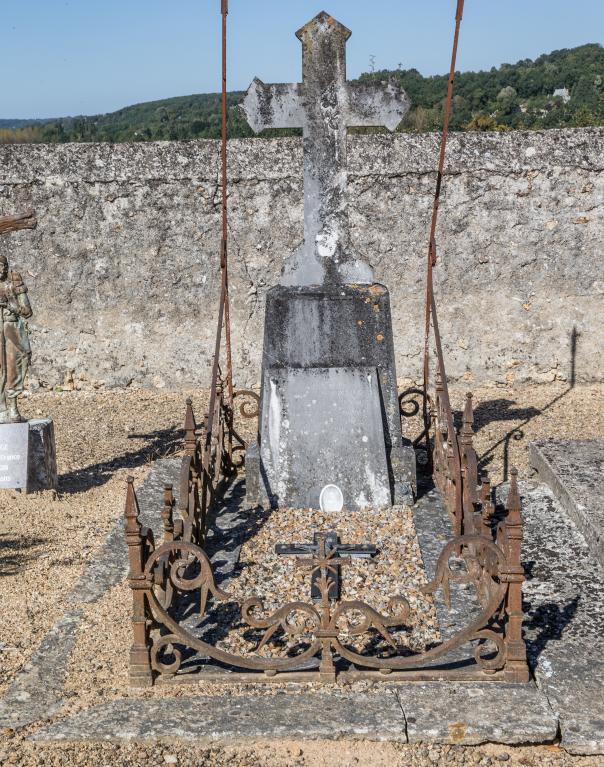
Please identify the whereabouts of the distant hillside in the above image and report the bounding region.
[1,43,602,144]
[0,93,252,145]
[0,118,54,130]
[360,43,604,132]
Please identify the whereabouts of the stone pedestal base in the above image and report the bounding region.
[0,418,57,493]
[247,283,416,510]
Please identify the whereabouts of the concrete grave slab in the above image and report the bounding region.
[510,481,604,665]
[257,366,391,509]
[535,646,604,756]
[394,682,557,746]
[529,439,604,567]
[7,472,604,750]
[0,609,83,730]
[511,480,604,755]
[30,692,407,742]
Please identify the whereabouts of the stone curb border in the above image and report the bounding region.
[529,439,604,568]
[29,685,556,746]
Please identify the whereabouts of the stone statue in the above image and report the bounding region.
[0,211,36,423]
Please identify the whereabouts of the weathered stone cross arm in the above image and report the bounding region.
[241,80,304,133]
[243,76,409,134]
[345,80,411,132]
[242,13,410,134]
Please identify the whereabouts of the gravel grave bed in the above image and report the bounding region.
[61,505,439,714]
[203,504,440,659]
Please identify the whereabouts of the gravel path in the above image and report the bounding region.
[0,390,205,698]
[3,735,603,766]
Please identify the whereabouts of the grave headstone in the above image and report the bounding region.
[243,12,416,509]
[0,418,57,492]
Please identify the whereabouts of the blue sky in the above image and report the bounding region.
[2,0,603,119]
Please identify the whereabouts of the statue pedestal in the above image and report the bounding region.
[0,418,57,493]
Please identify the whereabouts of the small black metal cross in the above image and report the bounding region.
[276,531,378,601]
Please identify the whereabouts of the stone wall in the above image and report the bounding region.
[0,129,602,390]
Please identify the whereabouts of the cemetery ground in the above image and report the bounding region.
[0,382,603,766]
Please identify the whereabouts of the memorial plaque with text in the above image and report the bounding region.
[0,423,29,489]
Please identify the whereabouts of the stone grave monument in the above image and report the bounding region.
[0,211,57,492]
[242,12,416,510]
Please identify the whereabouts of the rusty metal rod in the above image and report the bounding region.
[220,0,234,404]
[205,273,226,452]
[423,0,464,424]
[430,292,463,531]
[421,0,465,523]
[428,0,464,269]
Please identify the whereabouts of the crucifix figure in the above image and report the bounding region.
[242,11,410,286]
[276,531,378,601]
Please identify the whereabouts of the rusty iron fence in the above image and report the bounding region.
[125,453,528,685]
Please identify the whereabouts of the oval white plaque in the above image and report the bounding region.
[319,484,344,513]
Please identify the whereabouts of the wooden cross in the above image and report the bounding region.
[276,531,377,601]
[242,12,410,286]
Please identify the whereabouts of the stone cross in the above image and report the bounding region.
[242,12,411,286]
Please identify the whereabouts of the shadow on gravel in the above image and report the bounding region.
[474,387,575,481]
[0,533,46,577]
[169,478,278,673]
[473,401,543,432]
[474,325,580,481]
[58,426,184,495]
